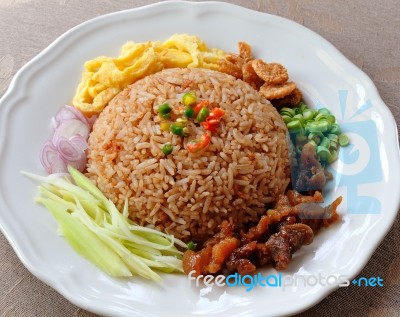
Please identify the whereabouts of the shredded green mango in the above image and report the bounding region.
[22,166,187,281]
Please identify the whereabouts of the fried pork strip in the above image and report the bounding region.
[183,190,341,276]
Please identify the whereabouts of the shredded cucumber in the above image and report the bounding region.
[22,166,187,281]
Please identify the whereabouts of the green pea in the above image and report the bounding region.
[162,144,173,155]
[158,103,172,115]
[170,124,184,136]
[195,107,210,122]
[184,107,195,118]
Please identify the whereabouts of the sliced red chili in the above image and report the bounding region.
[209,107,225,119]
[187,133,211,153]
[193,100,209,116]
[201,118,220,133]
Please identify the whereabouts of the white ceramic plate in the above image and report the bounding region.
[0,1,399,316]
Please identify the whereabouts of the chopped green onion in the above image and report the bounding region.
[307,122,322,133]
[307,140,318,148]
[187,241,197,251]
[329,140,339,151]
[195,107,210,123]
[330,123,341,135]
[339,133,350,146]
[280,102,347,172]
[314,113,330,122]
[162,144,173,155]
[317,120,331,132]
[308,132,323,144]
[329,150,338,163]
[293,114,303,121]
[327,115,336,124]
[282,115,292,123]
[183,107,195,118]
[317,146,331,162]
[287,119,302,131]
[320,137,331,149]
[327,134,339,142]
[182,92,197,107]
[298,102,307,111]
[295,129,306,142]
[280,107,296,117]
[170,124,184,136]
[303,109,314,121]
[318,108,331,115]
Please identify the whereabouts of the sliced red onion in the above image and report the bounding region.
[68,154,87,172]
[69,135,88,152]
[53,119,90,143]
[56,137,83,162]
[53,105,88,127]
[41,105,93,174]
[40,140,67,173]
[50,154,68,174]
[64,105,90,125]
[40,140,58,173]
[55,136,87,172]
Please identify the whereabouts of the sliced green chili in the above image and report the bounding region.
[195,107,210,123]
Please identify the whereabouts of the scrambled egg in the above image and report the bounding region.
[72,34,226,115]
